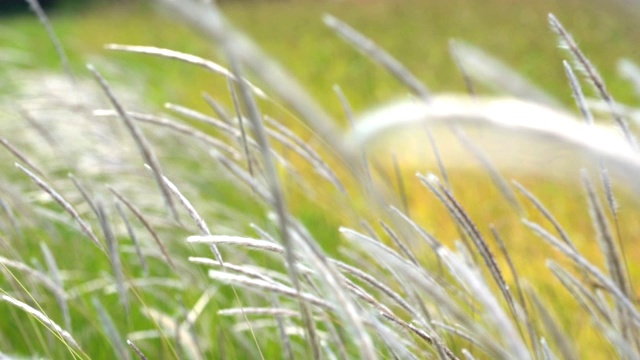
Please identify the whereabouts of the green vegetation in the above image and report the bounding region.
[5,0,640,114]
[1,0,640,359]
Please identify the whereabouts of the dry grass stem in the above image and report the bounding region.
[324,14,430,100]
[108,186,177,271]
[127,339,149,360]
[0,138,46,178]
[105,44,266,98]
[548,13,638,149]
[88,65,179,221]
[15,163,103,251]
[1,294,81,351]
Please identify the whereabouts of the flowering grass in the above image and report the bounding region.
[1,0,640,359]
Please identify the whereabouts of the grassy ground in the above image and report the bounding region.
[2,0,640,359]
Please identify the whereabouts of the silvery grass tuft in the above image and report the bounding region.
[1,0,640,359]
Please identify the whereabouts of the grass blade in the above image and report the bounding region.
[15,163,103,251]
[127,339,149,360]
[92,297,130,360]
[115,203,148,276]
[96,202,129,314]
[105,44,266,98]
[87,65,179,221]
[324,14,430,100]
[548,13,637,150]
[108,186,177,272]
[0,294,81,352]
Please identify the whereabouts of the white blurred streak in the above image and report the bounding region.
[350,95,640,189]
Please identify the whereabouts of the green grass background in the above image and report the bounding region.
[5,0,640,113]
[2,0,640,358]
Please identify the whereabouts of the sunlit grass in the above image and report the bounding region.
[1,0,640,359]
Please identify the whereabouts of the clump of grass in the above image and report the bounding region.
[1,0,640,359]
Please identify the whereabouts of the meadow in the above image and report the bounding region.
[1,0,640,358]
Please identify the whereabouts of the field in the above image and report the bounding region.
[1,0,640,359]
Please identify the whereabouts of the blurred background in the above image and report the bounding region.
[2,0,640,117]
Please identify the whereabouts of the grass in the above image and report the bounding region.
[4,0,640,113]
[1,0,640,359]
